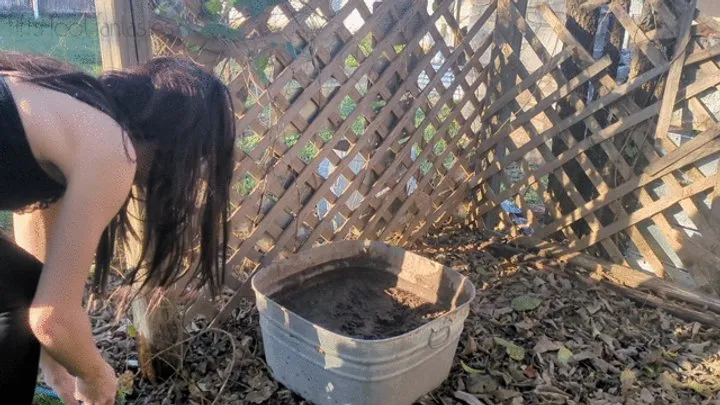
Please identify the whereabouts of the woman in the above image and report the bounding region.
[0,51,236,404]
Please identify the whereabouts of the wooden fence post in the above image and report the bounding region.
[95,0,152,70]
[94,0,181,382]
[122,191,182,383]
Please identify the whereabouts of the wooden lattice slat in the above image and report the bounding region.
[147,0,499,323]
[472,0,720,295]
[148,0,720,323]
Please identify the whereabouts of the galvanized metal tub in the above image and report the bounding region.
[251,240,476,405]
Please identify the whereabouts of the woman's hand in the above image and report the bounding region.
[39,350,76,404]
[74,360,118,405]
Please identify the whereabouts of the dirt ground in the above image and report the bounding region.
[76,227,720,405]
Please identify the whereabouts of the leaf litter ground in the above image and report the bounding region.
[56,227,720,405]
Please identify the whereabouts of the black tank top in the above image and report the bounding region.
[0,74,66,212]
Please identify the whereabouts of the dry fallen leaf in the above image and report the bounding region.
[621,368,636,393]
[523,365,538,379]
[586,301,603,315]
[454,390,487,405]
[557,346,573,366]
[688,341,711,355]
[467,374,499,395]
[495,388,522,401]
[514,319,538,330]
[640,387,654,403]
[464,335,478,355]
[245,384,276,404]
[461,360,484,375]
[571,350,597,362]
[691,322,701,339]
[495,337,526,361]
[533,338,563,354]
[511,294,543,311]
[592,357,611,373]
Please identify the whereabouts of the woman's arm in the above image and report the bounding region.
[28,159,133,379]
[15,86,138,381]
[13,203,61,359]
[14,206,77,403]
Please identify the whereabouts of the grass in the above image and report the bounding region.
[0,211,11,232]
[32,392,63,405]
[0,13,102,74]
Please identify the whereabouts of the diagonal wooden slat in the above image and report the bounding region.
[149,0,720,323]
[473,56,614,163]
[516,5,716,278]
[487,5,646,261]
[487,28,632,260]
[608,1,668,69]
[483,45,576,119]
[469,60,676,189]
[654,0,697,153]
[568,174,717,253]
[225,0,430,262]
[182,0,504,325]
[252,0,459,259]
[471,0,720,289]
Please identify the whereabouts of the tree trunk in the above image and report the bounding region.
[614,0,677,180]
[547,0,600,241]
[564,0,600,60]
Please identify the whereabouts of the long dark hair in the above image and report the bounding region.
[0,51,236,298]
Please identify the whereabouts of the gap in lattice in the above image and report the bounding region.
[306,7,329,30]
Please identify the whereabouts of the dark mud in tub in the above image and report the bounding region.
[270,264,451,339]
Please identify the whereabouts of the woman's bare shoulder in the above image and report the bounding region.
[5,76,136,187]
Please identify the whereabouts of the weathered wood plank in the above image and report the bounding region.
[568,175,717,253]
[470,61,676,189]
[228,0,428,235]
[685,43,720,66]
[648,124,720,176]
[474,56,613,161]
[95,0,152,69]
[712,170,720,228]
[265,3,456,255]
[483,44,576,119]
[608,1,668,68]
[654,0,697,152]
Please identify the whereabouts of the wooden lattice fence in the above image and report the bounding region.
[146,0,720,324]
[149,0,498,322]
[471,0,720,298]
